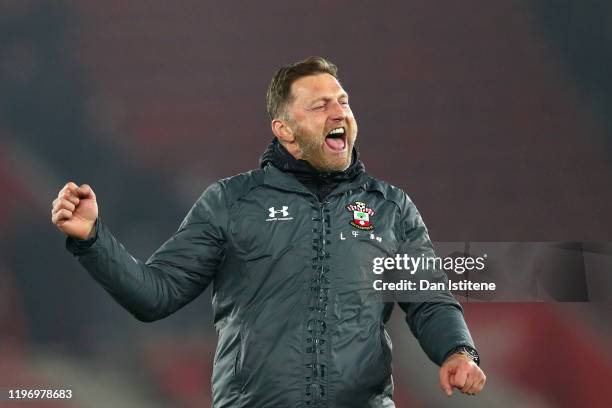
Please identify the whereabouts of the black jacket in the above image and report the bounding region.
[67,141,475,407]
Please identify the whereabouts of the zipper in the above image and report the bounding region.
[314,200,330,406]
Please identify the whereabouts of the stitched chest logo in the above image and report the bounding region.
[346,201,375,230]
[266,205,293,222]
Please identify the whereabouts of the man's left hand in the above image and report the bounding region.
[439,353,486,396]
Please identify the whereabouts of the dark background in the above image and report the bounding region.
[1,1,611,407]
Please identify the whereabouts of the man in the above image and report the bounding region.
[52,57,485,407]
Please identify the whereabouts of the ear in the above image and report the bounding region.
[271,119,295,144]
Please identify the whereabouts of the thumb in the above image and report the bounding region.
[76,184,96,199]
[439,366,453,396]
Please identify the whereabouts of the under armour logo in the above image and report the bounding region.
[269,206,289,218]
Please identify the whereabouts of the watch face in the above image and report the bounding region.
[457,347,480,365]
[449,346,480,365]
[466,350,480,364]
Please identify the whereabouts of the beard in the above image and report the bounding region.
[292,124,356,172]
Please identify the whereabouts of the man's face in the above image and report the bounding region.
[284,73,357,172]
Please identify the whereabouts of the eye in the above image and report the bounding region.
[312,105,325,111]
[339,100,349,106]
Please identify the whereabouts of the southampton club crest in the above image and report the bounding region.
[346,201,375,230]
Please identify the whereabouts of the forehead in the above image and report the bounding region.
[290,73,347,103]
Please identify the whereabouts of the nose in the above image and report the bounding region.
[329,100,347,121]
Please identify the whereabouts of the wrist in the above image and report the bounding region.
[84,221,97,240]
[447,345,480,366]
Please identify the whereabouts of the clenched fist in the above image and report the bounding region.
[439,352,486,397]
[51,182,98,240]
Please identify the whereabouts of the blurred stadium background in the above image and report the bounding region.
[1,1,611,407]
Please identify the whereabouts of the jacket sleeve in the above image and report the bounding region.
[395,195,476,366]
[65,182,227,322]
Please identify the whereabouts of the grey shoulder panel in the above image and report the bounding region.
[362,176,417,215]
[217,168,266,206]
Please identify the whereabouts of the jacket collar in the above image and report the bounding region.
[262,164,369,198]
[259,138,368,197]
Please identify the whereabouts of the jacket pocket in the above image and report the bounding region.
[234,347,241,376]
[378,324,393,378]
[234,330,246,392]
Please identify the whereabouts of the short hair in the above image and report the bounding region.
[266,56,339,120]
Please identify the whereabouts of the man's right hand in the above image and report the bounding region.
[51,182,98,240]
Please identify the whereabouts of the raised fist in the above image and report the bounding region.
[51,182,98,240]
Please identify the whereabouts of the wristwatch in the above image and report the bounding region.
[449,346,480,366]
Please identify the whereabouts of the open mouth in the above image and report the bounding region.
[324,127,346,152]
